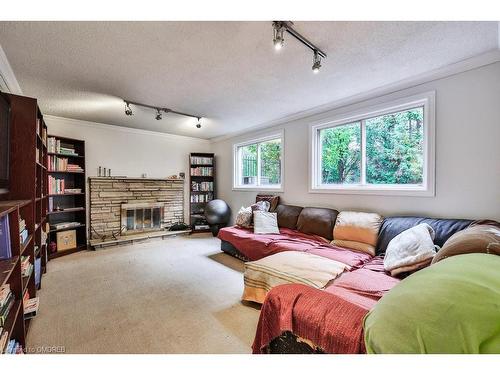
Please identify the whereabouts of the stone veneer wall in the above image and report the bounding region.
[89,177,184,239]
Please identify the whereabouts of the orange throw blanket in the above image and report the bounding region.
[252,284,369,354]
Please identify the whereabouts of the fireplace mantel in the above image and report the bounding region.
[89,177,184,239]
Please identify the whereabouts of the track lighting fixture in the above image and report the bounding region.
[312,50,321,74]
[124,101,133,116]
[271,21,327,73]
[273,21,285,50]
[123,100,203,129]
[155,108,162,121]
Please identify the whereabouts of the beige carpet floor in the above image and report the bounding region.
[26,234,261,353]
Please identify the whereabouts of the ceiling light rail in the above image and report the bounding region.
[124,100,203,128]
[272,21,327,73]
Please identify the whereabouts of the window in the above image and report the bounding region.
[233,132,283,191]
[311,92,435,196]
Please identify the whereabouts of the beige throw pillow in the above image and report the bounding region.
[332,211,383,256]
[235,206,253,228]
[384,223,437,276]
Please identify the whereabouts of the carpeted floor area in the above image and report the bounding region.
[26,234,261,353]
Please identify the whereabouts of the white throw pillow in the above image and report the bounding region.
[235,206,253,228]
[253,211,280,234]
[384,223,438,276]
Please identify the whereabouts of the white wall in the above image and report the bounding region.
[45,116,211,223]
[212,62,500,222]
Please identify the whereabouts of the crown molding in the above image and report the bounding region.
[0,45,22,95]
[210,48,500,143]
[44,115,211,143]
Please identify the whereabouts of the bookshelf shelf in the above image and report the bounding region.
[0,256,19,287]
[46,135,87,259]
[189,153,216,233]
[20,234,33,255]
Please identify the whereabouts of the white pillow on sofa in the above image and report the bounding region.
[253,211,280,234]
[384,223,438,276]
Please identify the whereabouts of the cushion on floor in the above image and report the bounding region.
[242,251,349,303]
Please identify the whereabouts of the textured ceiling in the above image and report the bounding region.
[0,21,498,139]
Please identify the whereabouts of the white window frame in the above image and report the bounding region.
[233,130,284,192]
[310,92,435,196]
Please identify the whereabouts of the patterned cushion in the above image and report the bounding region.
[235,206,253,228]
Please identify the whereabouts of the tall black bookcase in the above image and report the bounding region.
[189,153,215,233]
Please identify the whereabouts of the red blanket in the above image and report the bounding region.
[218,226,371,266]
[252,284,369,354]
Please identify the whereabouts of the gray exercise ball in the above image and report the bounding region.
[204,199,231,225]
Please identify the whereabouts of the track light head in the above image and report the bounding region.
[312,50,321,74]
[155,109,162,120]
[124,102,133,116]
[273,22,285,50]
[196,118,201,129]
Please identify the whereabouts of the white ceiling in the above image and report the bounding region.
[0,21,498,139]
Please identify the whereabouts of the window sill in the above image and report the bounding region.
[309,185,434,197]
[232,186,283,193]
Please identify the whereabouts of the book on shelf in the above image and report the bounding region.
[42,127,47,145]
[190,193,214,203]
[24,296,39,319]
[0,216,12,260]
[191,181,213,192]
[50,222,80,231]
[0,292,14,326]
[19,218,26,232]
[0,285,11,310]
[190,167,213,176]
[20,228,28,245]
[4,339,23,354]
[190,156,213,165]
[34,257,41,288]
[63,188,82,194]
[21,256,32,277]
[47,137,79,156]
[48,175,65,194]
[0,330,9,354]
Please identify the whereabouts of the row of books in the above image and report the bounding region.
[3,339,23,354]
[36,119,47,146]
[23,293,39,320]
[48,176,65,194]
[48,155,84,172]
[0,216,11,260]
[191,181,214,192]
[47,137,79,156]
[190,193,214,203]
[190,156,213,165]
[190,167,213,176]
[21,256,32,278]
[0,284,14,327]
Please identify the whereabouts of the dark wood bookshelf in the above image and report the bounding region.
[189,153,216,233]
[46,135,87,260]
[0,92,49,351]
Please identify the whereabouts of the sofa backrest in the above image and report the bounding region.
[276,204,303,229]
[376,216,473,255]
[297,207,339,240]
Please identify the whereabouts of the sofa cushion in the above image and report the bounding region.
[384,223,437,276]
[256,194,280,212]
[235,206,253,228]
[253,211,280,234]
[431,224,500,264]
[377,217,473,255]
[276,204,303,229]
[297,207,339,240]
[332,211,383,256]
[242,251,349,303]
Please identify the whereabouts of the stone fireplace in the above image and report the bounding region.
[89,177,184,240]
